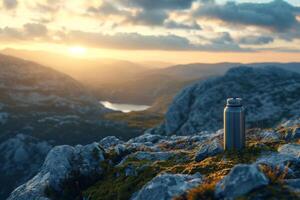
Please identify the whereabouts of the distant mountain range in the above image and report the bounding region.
[2,48,300,107]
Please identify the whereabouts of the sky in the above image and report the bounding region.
[0,0,300,63]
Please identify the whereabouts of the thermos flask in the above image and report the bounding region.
[224,97,245,150]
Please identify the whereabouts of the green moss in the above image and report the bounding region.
[83,162,158,200]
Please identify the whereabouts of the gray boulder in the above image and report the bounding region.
[131,173,202,200]
[195,139,223,162]
[8,142,105,200]
[215,164,269,199]
[99,136,124,149]
[127,133,164,144]
[259,130,280,142]
[278,144,300,159]
[284,179,300,193]
[0,134,52,199]
[292,127,300,140]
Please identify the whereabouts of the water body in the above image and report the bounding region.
[100,101,150,113]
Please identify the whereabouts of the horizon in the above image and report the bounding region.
[1,0,300,63]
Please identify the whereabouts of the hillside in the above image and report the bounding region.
[0,54,143,199]
[153,66,300,136]
[3,49,300,106]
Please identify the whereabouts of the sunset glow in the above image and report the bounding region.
[68,46,87,56]
[0,0,299,63]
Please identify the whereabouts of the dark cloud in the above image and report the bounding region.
[164,20,202,30]
[0,27,23,40]
[2,0,17,9]
[87,1,124,16]
[0,23,47,41]
[120,0,195,10]
[63,30,248,52]
[66,31,194,50]
[125,10,168,25]
[194,0,300,31]
[238,36,274,45]
[23,23,48,37]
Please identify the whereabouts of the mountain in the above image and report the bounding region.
[0,53,143,144]
[3,49,300,107]
[152,66,300,136]
[8,118,300,200]
[0,54,145,199]
[1,48,148,91]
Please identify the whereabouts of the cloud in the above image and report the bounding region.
[124,10,168,26]
[36,0,62,13]
[120,0,195,10]
[87,1,126,16]
[63,30,248,52]
[2,0,17,9]
[0,23,48,41]
[238,36,274,45]
[23,23,48,37]
[194,0,300,31]
[164,20,202,30]
[66,31,195,50]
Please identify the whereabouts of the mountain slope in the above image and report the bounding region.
[0,54,143,199]
[154,66,300,135]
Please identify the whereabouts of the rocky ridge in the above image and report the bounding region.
[7,118,300,200]
[153,66,300,135]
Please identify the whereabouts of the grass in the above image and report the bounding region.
[104,111,164,129]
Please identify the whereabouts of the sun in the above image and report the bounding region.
[68,46,87,56]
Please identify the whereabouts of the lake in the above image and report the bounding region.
[100,101,150,113]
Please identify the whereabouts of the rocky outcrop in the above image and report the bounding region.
[278,144,300,159]
[131,173,202,200]
[155,66,300,135]
[195,138,223,162]
[215,164,269,199]
[0,134,52,199]
[8,142,105,200]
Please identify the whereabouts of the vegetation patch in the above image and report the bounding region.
[104,111,164,129]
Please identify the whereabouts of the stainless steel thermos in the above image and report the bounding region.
[224,98,245,150]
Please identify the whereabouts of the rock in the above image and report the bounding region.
[256,153,297,168]
[281,118,300,128]
[114,144,127,156]
[284,179,300,193]
[131,173,202,200]
[0,134,52,199]
[124,165,137,177]
[8,142,105,200]
[278,144,300,159]
[259,130,280,142]
[99,136,124,149]
[215,164,269,199]
[292,127,300,140]
[127,133,164,144]
[195,139,223,162]
[155,66,300,135]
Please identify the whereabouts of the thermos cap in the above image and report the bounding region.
[227,97,243,107]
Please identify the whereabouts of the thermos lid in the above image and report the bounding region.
[227,97,243,107]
